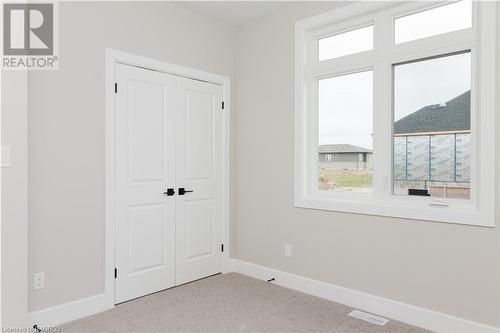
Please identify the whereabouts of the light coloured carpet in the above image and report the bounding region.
[62,273,431,333]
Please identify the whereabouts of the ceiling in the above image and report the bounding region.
[177,2,297,26]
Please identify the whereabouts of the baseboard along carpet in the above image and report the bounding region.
[61,273,430,333]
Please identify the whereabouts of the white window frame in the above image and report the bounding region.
[295,1,497,226]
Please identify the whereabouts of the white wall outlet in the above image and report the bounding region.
[34,272,45,290]
[284,244,292,257]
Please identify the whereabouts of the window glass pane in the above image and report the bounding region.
[318,71,373,192]
[395,1,472,44]
[393,52,471,199]
[318,25,373,61]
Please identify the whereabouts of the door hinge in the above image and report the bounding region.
[114,83,118,93]
[222,101,224,110]
[221,244,224,253]
[114,268,117,279]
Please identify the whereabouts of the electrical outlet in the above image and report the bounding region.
[284,244,292,257]
[34,272,45,290]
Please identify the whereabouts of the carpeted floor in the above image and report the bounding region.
[61,273,431,333]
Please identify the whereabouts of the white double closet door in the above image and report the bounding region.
[115,63,223,303]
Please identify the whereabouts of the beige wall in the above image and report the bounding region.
[27,2,236,312]
[16,0,500,328]
[233,2,500,327]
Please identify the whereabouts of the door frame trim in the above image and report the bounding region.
[105,48,231,305]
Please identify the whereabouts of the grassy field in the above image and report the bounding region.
[319,168,373,191]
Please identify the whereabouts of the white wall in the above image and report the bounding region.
[233,2,500,327]
[12,0,500,328]
[1,71,29,326]
[27,2,236,312]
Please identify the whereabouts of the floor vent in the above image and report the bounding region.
[348,310,389,326]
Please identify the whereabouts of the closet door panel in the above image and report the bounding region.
[175,77,224,285]
[115,64,176,303]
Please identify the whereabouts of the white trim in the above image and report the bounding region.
[28,293,112,327]
[105,48,231,304]
[295,1,497,226]
[231,259,500,333]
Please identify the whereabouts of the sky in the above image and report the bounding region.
[318,52,471,149]
[394,52,471,121]
[318,71,373,149]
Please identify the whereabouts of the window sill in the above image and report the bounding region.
[294,194,493,227]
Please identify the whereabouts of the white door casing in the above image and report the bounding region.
[106,49,231,308]
[115,64,176,303]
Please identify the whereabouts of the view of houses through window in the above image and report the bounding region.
[318,71,373,192]
[393,52,471,199]
[318,144,373,192]
[318,52,471,198]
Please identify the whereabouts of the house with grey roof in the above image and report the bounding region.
[393,90,471,198]
[394,90,470,136]
[318,144,373,170]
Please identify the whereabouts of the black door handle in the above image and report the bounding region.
[164,188,175,196]
[178,188,193,195]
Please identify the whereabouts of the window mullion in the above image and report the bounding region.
[372,61,392,199]
[372,13,393,199]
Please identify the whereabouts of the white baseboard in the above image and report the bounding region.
[231,259,499,333]
[28,293,113,327]
[26,261,499,333]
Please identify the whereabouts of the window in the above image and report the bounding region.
[395,1,472,44]
[318,71,373,193]
[319,25,373,61]
[393,52,471,199]
[295,1,497,226]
